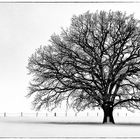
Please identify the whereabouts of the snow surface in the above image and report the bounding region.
[1,116,140,138]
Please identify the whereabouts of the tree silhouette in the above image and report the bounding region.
[27,11,140,124]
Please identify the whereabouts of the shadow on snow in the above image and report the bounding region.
[3,119,140,126]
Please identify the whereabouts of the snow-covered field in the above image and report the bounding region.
[1,115,140,138]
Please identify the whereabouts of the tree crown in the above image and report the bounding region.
[27,11,140,112]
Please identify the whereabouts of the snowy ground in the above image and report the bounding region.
[1,115,140,138]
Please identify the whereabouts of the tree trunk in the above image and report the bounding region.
[102,104,115,124]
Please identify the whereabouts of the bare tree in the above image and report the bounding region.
[27,11,140,124]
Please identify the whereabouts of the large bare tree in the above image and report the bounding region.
[27,11,140,124]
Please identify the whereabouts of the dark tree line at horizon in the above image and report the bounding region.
[27,11,140,124]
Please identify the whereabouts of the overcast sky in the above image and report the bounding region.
[0,2,140,113]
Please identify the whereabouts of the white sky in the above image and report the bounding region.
[1,2,140,113]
